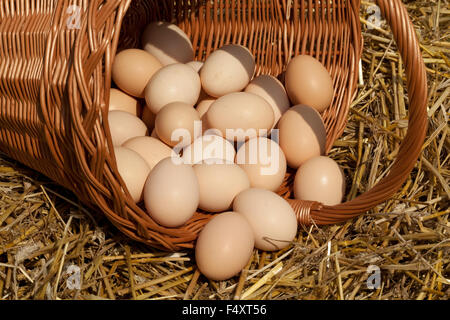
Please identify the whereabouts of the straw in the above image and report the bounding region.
[0,0,448,300]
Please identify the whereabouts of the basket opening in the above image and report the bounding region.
[118,1,353,75]
[115,0,361,150]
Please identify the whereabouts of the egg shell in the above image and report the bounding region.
[141,107,156,131]
[200,44,255,97]
[186,61,204,73]
[145,63,201,114]
[142,21,194,66]
[109,89,142,116]
[278,104,327,169]
[114,147,150,203]
[144,157,199,228]
[206,92,274,142]
[285,55,334,113]
[193,161,250,212]
[294,156,345,206]
[182,134,236,165]
[112,49,162,98]
[233,188,298,251]
[108,110,148,146]
[236,137,287,192]
[244,75,290,127]
[122,136,177,171]
[195,212,254,281]
[155,102,201,148]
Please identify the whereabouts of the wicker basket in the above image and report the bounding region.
[0,0,428,250]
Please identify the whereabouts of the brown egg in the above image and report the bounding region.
[155,102,201,148]
[112,49,162,98]
[195,212,254,281]
[294,156,345,206]
[285,55,334,113]
[245,75,290,127]
[142,21,194,66]
[145,63,201,114]
[141,107,156,131]
[182,135,236,165]
[109,89,142,116]
[236,137,287,192]
[122,136,176,171]
[108,111,148,146]
[114,147,150,203]
[233,188,298,251]
[144,157,199,227]
[193,161,250,212]
[278,105,327,169]
[206,92,274,142]
[200,44,255,97]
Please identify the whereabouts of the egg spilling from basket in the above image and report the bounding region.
[108,22,345,281]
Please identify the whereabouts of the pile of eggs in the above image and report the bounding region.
[108,21,346,281]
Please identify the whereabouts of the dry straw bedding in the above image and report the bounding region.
[0,0,448,300]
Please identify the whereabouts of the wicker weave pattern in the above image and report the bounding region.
[0,0,428,250]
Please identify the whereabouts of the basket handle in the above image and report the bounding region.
[290,0,429,225]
